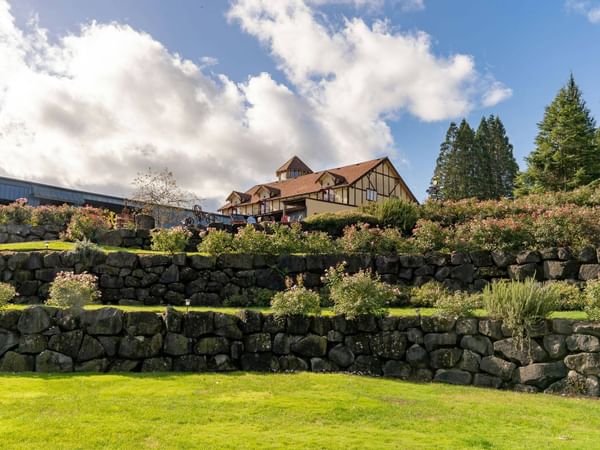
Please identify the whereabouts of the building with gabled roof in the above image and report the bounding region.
[219,156,417,221]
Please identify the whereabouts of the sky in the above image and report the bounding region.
[1,0,599,210]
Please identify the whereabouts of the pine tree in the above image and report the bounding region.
[522,74,598,192]
[483,116,519,198]
[427,122,457,200]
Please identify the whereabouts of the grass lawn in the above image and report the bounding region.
[0,240,169,254]
[0,372,598,449]
[4,304,590,319]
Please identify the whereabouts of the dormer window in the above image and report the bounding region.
[323,188,335,202]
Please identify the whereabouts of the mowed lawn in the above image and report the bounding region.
[1,373,599,450]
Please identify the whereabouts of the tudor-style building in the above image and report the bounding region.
[218,156,417,221]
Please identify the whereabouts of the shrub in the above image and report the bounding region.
[271,276,321,317]
[73,239,104,267]
[362,197,419,234]
[410,281,448,307]
[483,278,559,341]
[62,206,112,241]
[324,263,394,319]
[339,223,414,254]
[435,291,481,318]
[0,199,33,225]
[268,223,304,254]
[150,226,192,253]
[47,271,100,309]
[411,219,449,252]
[303,210,379,237]
[303,230,339,254]
[236,225,274,253]
[197,230,235,255]
[454,217,534,251]
[545,281,585,311]
[31,204,75,228]
[0,282,17,308]
[583,281,600,321]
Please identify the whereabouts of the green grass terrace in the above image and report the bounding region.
[1,372,599,449]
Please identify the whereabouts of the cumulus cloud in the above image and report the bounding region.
[0,0,509,209]
[566,0,600,23]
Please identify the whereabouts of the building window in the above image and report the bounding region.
[260,201,270,214]
[323,188,335,202]
[366,189,377,202]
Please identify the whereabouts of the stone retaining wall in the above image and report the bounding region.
[0,307,598,397]
[0,224,62,243]
[3,249,600,305]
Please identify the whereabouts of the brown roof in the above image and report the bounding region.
[275,156,313,174]
[219,157,392,210]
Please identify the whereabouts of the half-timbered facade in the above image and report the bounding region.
[219,156,417,221]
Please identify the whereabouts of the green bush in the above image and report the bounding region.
[0,282,17,308]
[339,223,415,254]
[545,281,585,311]
[303,230,340,254]
[235,225,274,253]
[483,278,559,341]
[324,263,394,319]
[303,211,379,236]
[31,204,75,228]
[411,220,449,252]
[583,281,600,321]
[150,226,192,253]
[271,276,321,317]
[362,197,419,234]
[198,230,235,255]
[47,271,100,309]
[62,206,112,242]
[435,291,481,318]
[73,239,104,267]
[410,281,449,307]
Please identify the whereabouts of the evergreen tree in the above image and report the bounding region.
[427,122,457,200]
[522,74,598,192]
[481,116,519,198]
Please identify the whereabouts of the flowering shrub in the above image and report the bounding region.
[454,216,534,251]
[303,210,379,236]
[435,291,481,318]
[410,281,449,307]
[339,223,416,254]
[0,282,17,308]
[47,271,100,308]
[0,199,33,225]
[235,225,275,253]
[31,204,75,228]
[150,226,192,253]
[62,206,112,241]
[584,281,600,321]
[324,263,394,318]
[544,281,584,311]
[271,276,321,317]
[411,220,449,252]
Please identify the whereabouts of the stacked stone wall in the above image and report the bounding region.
[3,249,600,305]
[1,307,599,397]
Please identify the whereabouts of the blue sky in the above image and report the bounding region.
[2,0,600,208]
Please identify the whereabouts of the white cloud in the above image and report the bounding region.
[308,0,425,11]
[0,0,509,209]
[566,0,600,23]
[481,81,513,108]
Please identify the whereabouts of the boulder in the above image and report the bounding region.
[470,251,492,267]
[370,331,407,359]
[82,308,124,335]
[564,352,600,376]
[478,320,504,340]
[421,316,456,333]
[473,374,502,389]
[344,334,371,355]
[263,315,286,334]
[163,307,183,333]
[579,264,600,281]
[109,359,140,372]
[516,251,541,264]
[460,335,493,356]
[328,345,355,368]
[406,344,429,368]
[36,350,73,372]
[213,354,236,372]
[348,355,382,375]
[163,333,190,356]
[106,252,138,268]
[566,334,600,353]
[399,255,424,268]
[458,350,481,373]
[375,256,399,274]
[183,312,214,338]
[286,315,312,335]
[424,332,457,352]
[430,348,463,369]
[456,318,478,335]
[451,264,474,284]
[278,355,309,372]
[125,312,163,336]
[543,335,567,359]
[572,322,600,337]
[545,370,600,397]
[118,334,163,359]
[310,358,338,373]
[552,319,575,335]
[493,338,547,365]
[480,356,516,381]
[491,251,515,268]
[17,307,50,334]
[0,309,21,331]
[407,328,424,345]
[244,333,272,353]
[218,254,254,270]
[450,252,470,265]
[507,264,539,281]
[75,358,110,373]
[17,334,47,354]
[517,362,568,388]
[434,369,472,385]
[77,335,106,362]
[196,337,229,355]
[173,355,207,372]
[48,330,83,359]
[273,333,291,355]
[141,357,172,372]
[236,310,263,334]
[543,261,580,280]
[0,351,34,372]
[383,360,411,379]
[55,308,82,331]
[291,335,327,357]
[240,353,279,372]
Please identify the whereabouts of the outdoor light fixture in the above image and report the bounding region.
[185,298,191,314]
[44,241,49,249]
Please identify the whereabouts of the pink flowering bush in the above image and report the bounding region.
[0,199,33,225]
[31,204,75,228]
[47,271,100,308]
[62,206,113,241]
[150,226,192,253]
